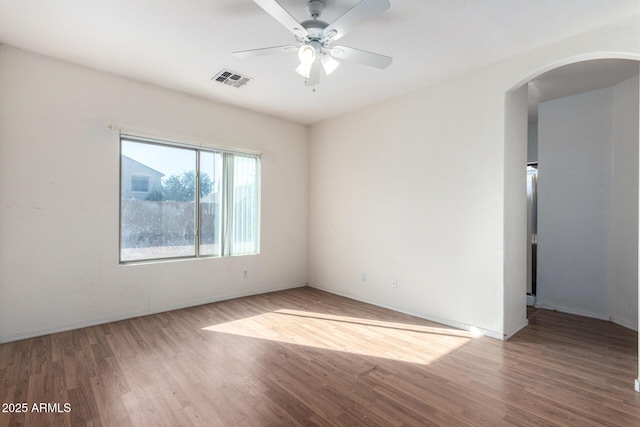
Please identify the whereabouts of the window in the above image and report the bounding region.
[131,175,149,192]
[120,136,260,262]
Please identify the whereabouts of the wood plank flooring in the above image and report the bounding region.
[1,287,639,426]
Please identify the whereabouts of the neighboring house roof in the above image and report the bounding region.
[122,155,165,178]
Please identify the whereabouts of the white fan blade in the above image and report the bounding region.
[324,0,390,42]
[330,46,392,69]
[233,45,297,59]
[253,0,308,38]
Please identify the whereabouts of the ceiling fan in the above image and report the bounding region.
[233,0,392,87]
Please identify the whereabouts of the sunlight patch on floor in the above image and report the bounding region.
[202,309,473,364]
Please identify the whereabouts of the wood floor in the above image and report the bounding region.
[1,287,639,426]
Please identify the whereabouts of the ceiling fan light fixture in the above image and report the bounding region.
[321,54,340,76]
[298,44,316,65]
[295,62,312,79]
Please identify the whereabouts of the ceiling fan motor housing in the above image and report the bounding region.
[307,0,325,19]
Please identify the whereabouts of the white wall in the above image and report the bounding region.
[611,75,639,330]
[309,13,640,339]
[0,46,309,343]
[504,84,530,337]
[308,70,511,338]
[537,87,614,319]
[536,76,638,327]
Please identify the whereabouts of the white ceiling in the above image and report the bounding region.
[0,0,639,125]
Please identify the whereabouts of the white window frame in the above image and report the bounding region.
[119,134,261,263]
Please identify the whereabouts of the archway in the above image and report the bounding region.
[504,54,640,390]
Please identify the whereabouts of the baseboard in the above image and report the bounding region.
[534,302,611,322]
[611,317,638,332]
[533,303,638,332]
[0,282,307,344]
[504,318,529,340]
[307,283,504,340]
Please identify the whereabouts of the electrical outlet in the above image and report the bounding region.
[243,269,249,279]
[361,273,367,283]
[391,278,398,288]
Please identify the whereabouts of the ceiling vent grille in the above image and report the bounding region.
[212,69,252,88]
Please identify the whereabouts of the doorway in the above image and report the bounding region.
[526,163,537,310]
[524,59,639,326]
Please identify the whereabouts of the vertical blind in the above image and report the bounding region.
[222,152,260,256]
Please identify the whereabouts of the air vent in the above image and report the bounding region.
[212,69,252,88]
